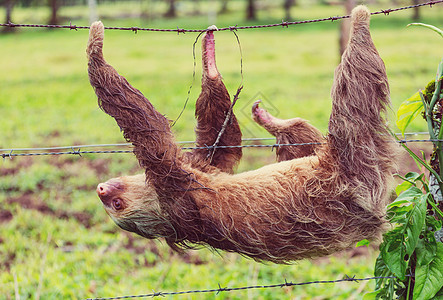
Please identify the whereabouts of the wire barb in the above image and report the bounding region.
[344,274,359,283]
[282,278,293,287]
[150,290,164,298]
[71,147,82,157]
[69,21,78,31]
[176,26,186,35]
[216,283,228,295]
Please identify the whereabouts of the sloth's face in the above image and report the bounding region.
[96,174,170,239]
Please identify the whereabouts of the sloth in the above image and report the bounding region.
[87,5,396,263]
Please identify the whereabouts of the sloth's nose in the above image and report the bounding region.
[96,179,123,206]
[96,183,110,203]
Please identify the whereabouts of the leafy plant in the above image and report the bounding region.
[371,24,443,300]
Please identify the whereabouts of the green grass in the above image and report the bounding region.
[1,1,442,299]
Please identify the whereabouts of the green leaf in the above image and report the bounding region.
[388,199,413,209]
[415,235,437,267]
[395,172,426,191]
[427,195,443,219]
[396,92,424,135]
[408,23,443,38]
[404,172,424,182]
[373,254,395,299]
[415,213,441,266]
[381,229,407,279]
[426,215,442,233]
[374,254,389,288]
[396,181,413,195]
[356,239,370,247]
[437,60,443,80]
[388,207,414,223]
[362,290,378,300]
[388,186,423,209]
[404,194,428,255]
[413,243,443,300]
[434,288,443,298]
[381,189,427,280]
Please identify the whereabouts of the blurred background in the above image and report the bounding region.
[0,0,442,299]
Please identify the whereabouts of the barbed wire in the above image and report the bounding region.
[1,1,441,33]
[85,275,400,300]
[0,134,439,159]
[0,133,430,151]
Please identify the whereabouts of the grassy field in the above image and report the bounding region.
[1,1,442,299]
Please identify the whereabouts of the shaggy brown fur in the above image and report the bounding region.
[88,6,396,263]
[252,100,324,160]
[186,30,242,173]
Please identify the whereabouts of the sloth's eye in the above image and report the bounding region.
[112,198,124,211]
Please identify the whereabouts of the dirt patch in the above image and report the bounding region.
[48,130,61,138]
[8,192,53,214]
[88,159,110,177]
[122,232,207,266]
[124,233,161,255]
[178,251,206,265]
[71,212,93,228]
[0,210,13,223]
[122,234,161,267]
[46,156,111,178]
[7,192,93,228]
[312,244,377,265]
[47,156,74,169]
[0,157,33,176]
[0,252,16,271]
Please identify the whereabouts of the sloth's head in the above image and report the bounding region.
[96,174,173,239]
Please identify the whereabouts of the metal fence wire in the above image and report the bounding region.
[0,135,440,159]
[0,0,441,33]
[85,275,403,300]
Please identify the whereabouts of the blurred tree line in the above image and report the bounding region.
[1,0,427,34]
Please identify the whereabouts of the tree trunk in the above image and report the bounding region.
[48,0,59,25]
[192,0,200,15]
[246,0,256,21]
[208,0,216,24]
[412,0,420,21]
[219,0,228,14]
[284,0,295,21]
[88,0,98,24]
[339,0,355,57]
[3,0,15,32]
[164,0,177,18]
